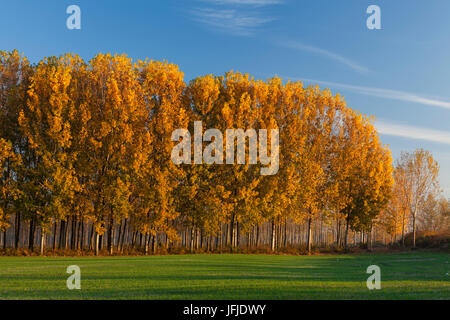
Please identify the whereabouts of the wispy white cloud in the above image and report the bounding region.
[293,78,450,110]
[190,0,281,36]
[278,40,369,74]
[190,8,274,36]
[376,120,450,145]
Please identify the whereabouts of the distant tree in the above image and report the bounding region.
[397,149,440,248]
[418,194,449,233]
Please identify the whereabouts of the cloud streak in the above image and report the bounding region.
[376,121,450,145]
[294,78,450,110]
[191,0,281,36]
[191,8,274,36]
[278,41,369,74]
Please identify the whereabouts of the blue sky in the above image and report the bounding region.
[1,0,449,196]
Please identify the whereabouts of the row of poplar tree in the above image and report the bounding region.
[0,49,396,255]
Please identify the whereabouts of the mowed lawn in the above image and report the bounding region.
[0,252,448,299]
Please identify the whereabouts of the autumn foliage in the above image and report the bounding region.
[3,49,434,256]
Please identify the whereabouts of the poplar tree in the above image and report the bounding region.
[396,149,440,248]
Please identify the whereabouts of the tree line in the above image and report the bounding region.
[378,149,448,247]
[0,50,447,255]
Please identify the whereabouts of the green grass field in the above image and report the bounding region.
[0,251,448,299]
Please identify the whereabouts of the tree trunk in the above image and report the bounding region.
[59,220,65,249]
[64,217,70,249]
[236,222,240,249]
[144,233,149,255]
[119,218,127,252]
[336,219,341,248]
[367,228,372,251]
[344,217,349,249]
[14,213,21,249]
[71,216,76,250]
[117,219,124,252]
[28,219,35,251]
[2,230,6,249]
[79,220,84,250]
[40,231,45,256]
[307,217,312,254]
[195,228,199,250]
[256,225,260,247]
[229,216,234,252]
[152,233,157,253]
[107,216,113,255]
[52,222,57,250]
[132,231,137,247]
[95,232,99,256]
[89,223,94,250]
[99,234,103,251]
[166,234,169,251]
[191,231,194,250]
[401,212,406,247]
[271,219,276,251]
